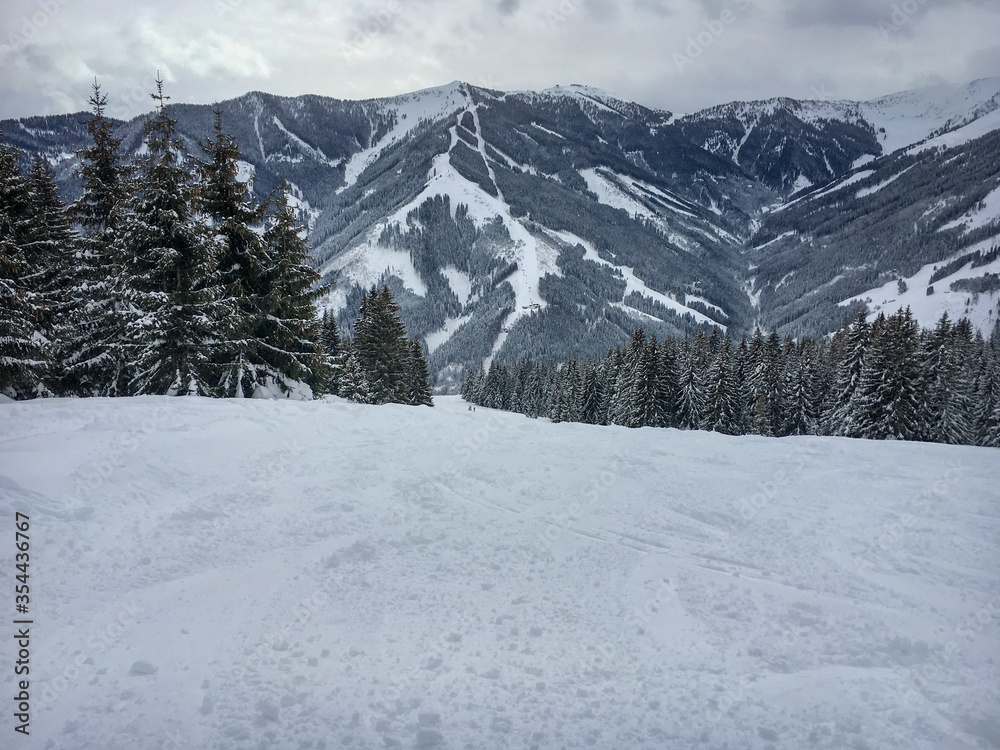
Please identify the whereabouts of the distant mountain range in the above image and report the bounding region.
[5,77,999,390]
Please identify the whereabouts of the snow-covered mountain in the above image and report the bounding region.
[5,78,1000,388]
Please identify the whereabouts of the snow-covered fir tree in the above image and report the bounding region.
[116,78,227,396]
[198,110,270,397]
[462,311,999,448]
[22,157,81,394]
[63,81,135,397]
[0,130,47,398]
[407,337,434,407]
[253,180,329,397]
[702,334,740,435]
[337,350,372,404]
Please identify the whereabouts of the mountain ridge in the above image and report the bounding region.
[4,77,999,390]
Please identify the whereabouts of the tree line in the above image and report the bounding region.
[0,79,431,406]
[462,308,1000,447]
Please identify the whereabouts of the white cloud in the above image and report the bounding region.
[0,0,997,120]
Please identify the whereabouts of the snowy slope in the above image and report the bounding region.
[687,78,1000,161]
[861,77,1000,155]
[0,397,997,749]
[839,237,1000,332]
[338,82,468,192]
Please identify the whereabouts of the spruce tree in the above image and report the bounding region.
[655,337,680,428]
[462,362,485,404]
[782,340,820,436]
[854,309,921,440]
[742,328,772,435]
[117,78,226,396]
[22,157,81,393]
[610,328,645,427]
[255,180,328,396]
[337,348,372,403]
[580,361,604,424]
[0,130,46,398]
[634,336,664,428]
[199,110,270,397]
[321,309,343,394]
[825,312,870,436]
[353,285,411,404]
[702,334,740,434]
[675,335,704,430]
[973,333,1000,446]
[65,81,135,396]
[940,318,976,445]
[407,337,434,406]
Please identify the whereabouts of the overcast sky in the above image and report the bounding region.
[1,0,997,121]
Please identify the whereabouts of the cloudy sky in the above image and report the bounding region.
[0,0,997,120]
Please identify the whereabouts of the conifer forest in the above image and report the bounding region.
[0,81,432,406]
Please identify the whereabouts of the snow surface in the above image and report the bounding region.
[579,168,700,225]
[689,77,1000,163]
[864,78,1000,154]
[441,266,473,304]
[323,245,428,298]
[840,237,1000,332]
[909,105,1000,154]
[855,167,913,199]
[940,185,1000,234]
[0,396,997,749]
[777,170,875,213]
[580,167,657,220]
[789,175,813,195]
[338,82,468,192]
[423,313,474,355]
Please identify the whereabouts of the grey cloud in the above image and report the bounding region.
[0,0,996,120]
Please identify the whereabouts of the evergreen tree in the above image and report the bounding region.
[580,361,605,424]
[199,110,270,397]
[939,318,976,445]
[353,285,413,404]
[731,335,750,433]
[742,328,774,435]
[337,348,371,403]
[482,360,505,409]
[64,81,135,397]
[702,334,740,434]
[117,78,226,396]
[254,180,328,396]
[462,362,486,404]
[854,309,921,440]
[825,312,870,436]
[654,337,680,429]
[610,328,645,427]
[634,336,664,428]
[974,333,1000,446]
[321,309,343,394]
[22,157,81,393]
[407,337,434,406]
[675,336,704,430]
[460,308,995,448]
[0,130,46,398]
[782,340,820,436]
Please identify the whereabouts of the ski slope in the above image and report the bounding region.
[0,396,997,749]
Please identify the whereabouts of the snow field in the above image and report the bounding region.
[0,396,997,749]
[840,236,1000,333]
